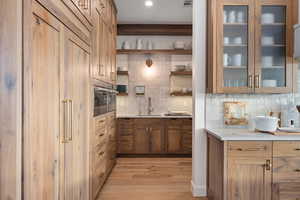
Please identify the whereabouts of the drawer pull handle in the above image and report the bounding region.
[295,169,300,172]
[232,147,266,152]
[98,151,104,156]
[99,133,104,137]
[265,160,272,171]
[295,148,300,151]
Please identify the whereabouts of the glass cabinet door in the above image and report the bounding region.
[219,3,254,93]
[255,2,293,92]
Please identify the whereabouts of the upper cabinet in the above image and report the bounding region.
[92,0,117,84]
[207,0,299,94]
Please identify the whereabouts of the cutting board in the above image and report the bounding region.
[256,129,300,136]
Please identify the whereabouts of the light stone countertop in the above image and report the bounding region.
[117,114,192,119]
[206,128,300,141]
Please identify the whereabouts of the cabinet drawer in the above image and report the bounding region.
[274,142,300,157]
[272,183,300,200]
[166,118,183,127]
[228,141,272,157]
[118,119,134,128]
[273,157,300,183]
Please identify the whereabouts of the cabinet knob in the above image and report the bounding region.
[294,169,300,172]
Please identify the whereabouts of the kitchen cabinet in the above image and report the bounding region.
[207,134,300,200]
[23,1,92,200]
[61,0,92,25]
[91,112,116,199]
[207,0,299,94]
[165,119,193,154]
[61,26,90,200]
[117,118,192,155]
[91,0,117,84]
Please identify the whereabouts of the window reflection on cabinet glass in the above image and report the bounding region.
[223,6,248,88]
[261,6,286,88]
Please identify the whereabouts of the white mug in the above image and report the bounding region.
[224,10,228,23]
[136,39,143,49]
[262,56,273,67]
[224,54,231,66]
[237,11,245,23]
[262,13,275,24]
[224,37,230,45]
[228,11,236,23]
[122,41,131,49]
[147,41,153,50]
[233,37,243,44]
[262,36,274,45]
[232,54,242,66]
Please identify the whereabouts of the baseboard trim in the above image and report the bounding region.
[191,180,207,197]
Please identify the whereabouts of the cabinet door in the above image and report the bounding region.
[24,4,61,200]
[217,0,255,93]
[117,119,135,153]
[166,119,183,153]
[149,123,164,153]
[228,157,272,200]
[92,6,106,81]
[254,0,294,93]
[61,27,90,200]
[134,127,150,154]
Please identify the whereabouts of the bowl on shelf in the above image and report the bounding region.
[174,65,186,71]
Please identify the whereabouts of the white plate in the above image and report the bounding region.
[278,127,300,133]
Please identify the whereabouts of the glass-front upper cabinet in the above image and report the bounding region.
[255,1,294,93]
[219,3,254,93]
[207,0,298,94]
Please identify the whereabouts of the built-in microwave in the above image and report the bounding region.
[94,85,117,117]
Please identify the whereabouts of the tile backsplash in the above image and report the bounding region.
[206,67,300,129]
[117,54,192,115]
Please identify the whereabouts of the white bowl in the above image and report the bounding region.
[254,116,279,132]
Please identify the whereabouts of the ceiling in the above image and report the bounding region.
[115,0,193,24]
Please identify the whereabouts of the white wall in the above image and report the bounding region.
[192,0,207,197]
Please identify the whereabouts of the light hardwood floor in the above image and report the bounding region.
[98,158,206,200]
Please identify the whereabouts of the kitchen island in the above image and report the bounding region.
[206,128,300,200]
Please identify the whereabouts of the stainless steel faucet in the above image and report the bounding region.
[147,97,154,115]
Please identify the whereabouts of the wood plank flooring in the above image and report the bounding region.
[97,158,206,200]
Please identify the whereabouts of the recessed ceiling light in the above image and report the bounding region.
[145,0,153,7]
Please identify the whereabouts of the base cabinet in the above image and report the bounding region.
[117,118,192,155]
[207,134,300,200]
[91,112,116,199]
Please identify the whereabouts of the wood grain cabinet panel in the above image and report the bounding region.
[228,141,272,157]
[207,134,300,200]
[24,7,61,200]
[228,157,272,200]
[274,141,300,157]
[272,183,300,200]
[117,118,192,155]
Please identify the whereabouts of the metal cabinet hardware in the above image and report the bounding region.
[265,160,272,171]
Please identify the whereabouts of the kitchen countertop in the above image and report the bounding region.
[117,114,192,119]
[206,128,300,141]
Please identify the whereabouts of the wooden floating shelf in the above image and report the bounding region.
[170,91,192,96]
[117,92,128,96]
[117,71,129,75]
[117,49,192,55]
[170,71,192,76]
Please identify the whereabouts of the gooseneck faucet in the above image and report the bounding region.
[147,97,154,115]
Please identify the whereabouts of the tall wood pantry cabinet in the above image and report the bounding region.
[19,0,117,200]
[207,0,299,94]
